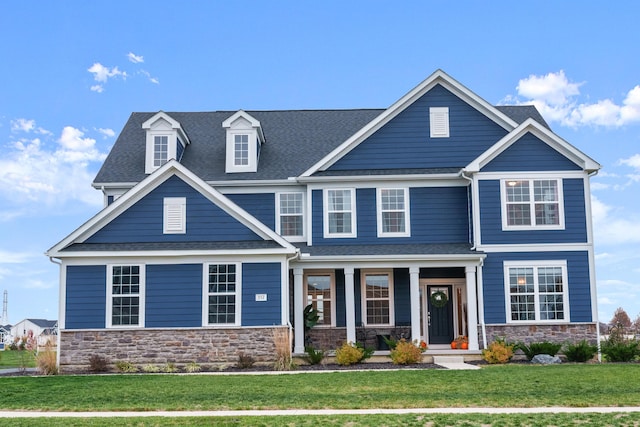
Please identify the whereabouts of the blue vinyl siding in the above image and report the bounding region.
[393,269,411,325]
[65,265,106,329]
[86,175,262,243]
[482,251,592,323]
[482,133,581,172]
[478,178,588,244]
[177,139,185,161]
[328,84,508,170]
[146,264,202,327]
[226,193,275,230]
[312,187,469,245]
[335,269,346,327]
[242,263,281,326]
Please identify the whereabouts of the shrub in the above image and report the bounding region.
[516,341,562,361]
[335,342,365,366]
[142,364,161,373]
[36,344,58,375]
[163,362,178,373]
[236,352,255,369]
[563,340,598,362]
[185,362,201,373]
[304,346,326,365]
[482,338,514,364]
[88,354,109,372]
[115,361,137,373]
[389,339,426,365]
[601,339,640,362]
[273,328,293,371]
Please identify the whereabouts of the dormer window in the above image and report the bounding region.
[223,110,265,173]
[143,112,190,174]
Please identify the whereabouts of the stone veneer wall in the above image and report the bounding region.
[59,327,288,373]
[483,323,598,347]
[307,328,347,351]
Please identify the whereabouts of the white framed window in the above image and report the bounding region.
[430,107,449,138]
[276,192,304,239]
[324,188,356,238]
[361,270,394,326]
[234,134,249,166]
[504,261,569,323]
[107,265,145,328]
[501,179,564,230]
[163,197,186,234]
[203,263,241,326]
[153,135,169,167]
[377,188,410,237]
[304,271,335,326]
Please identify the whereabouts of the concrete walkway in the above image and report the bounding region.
[1,407,640,418]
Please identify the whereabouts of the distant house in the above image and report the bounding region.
[0,325,10,350]
[10,319,58,348]
[47,70,600,372]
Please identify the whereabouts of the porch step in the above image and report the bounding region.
[433,356,480,370]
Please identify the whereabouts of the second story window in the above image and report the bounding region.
[324,189,356,238]
[153,135,169,167]
[502,179,564,230]
[377,188,410,237]
[234,134,249,166]
[277,192,304,239]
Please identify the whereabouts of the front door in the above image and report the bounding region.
[426,285,454,345]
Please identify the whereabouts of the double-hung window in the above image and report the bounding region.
[304,271,335,326]
[204,263,240,326]
[502,179,564,230]
[377,188,410,237]
[108,265,144,327]
[504,261,568,323]
[234,134,249,166]
[153,135,169,168]
[277,192,304,239]
[324,189,356,237]
[361,270,394,326]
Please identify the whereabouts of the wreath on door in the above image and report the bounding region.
[430,290,448,308]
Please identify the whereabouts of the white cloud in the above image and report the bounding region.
[139,69,159,85]
[0,250,33,264]
[127,52,144,64]
[97,128,115,138]
[503,71,640,128]
[591,195,640,245]
[87,63,127,83]
[590,182,609,191]
[620,154,640,169]
[10,118,52,135]
[90,84,104,93]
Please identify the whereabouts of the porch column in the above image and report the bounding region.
[465,266,479,351]
[409,267,421,342]
[293,267,305,354]
[344,267,356,344]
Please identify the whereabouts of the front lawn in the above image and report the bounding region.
[0,350,36,369]
[0,364,639,411]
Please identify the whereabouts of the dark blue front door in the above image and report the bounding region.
[427,285,454,345]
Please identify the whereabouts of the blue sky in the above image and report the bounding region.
[1,1,639,326]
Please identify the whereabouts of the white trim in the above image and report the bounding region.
[223,111,264,174]
[302,69,518,176]
[276,191,306,241]
[58,260,67,330]
[106,264,145,329]
[503,260,570,324]
[142,112,191,175]
[376,187,410,237]
[360,269,395,327]
[303,270,336,327]
[323,188,357,238]
[429,107,449,138]
[475,170,587,180]
[163,197,186,234]
[466,118,600,173]
[500,178,565,231]
[478,243,593,253]
[298,173,465,185]
[202,262,242,327]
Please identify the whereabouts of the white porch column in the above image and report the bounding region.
[293,267,305,354]
[409,267,421,342]
[344,267,356,344]
[465,266,479,351]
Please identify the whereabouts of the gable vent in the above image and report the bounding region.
[164,197,186,234]
[430,107,450,138]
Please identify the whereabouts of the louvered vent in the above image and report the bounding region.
[164,197,186,234]
[429,107,450,138]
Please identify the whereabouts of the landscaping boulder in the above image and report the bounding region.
[531,354,562,364]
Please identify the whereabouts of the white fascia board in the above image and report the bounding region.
[301,69,519,177]
[477,243,592,253]
[292,258,484,271]
[142,111,191,145]
[296,253,486,263]
[297,173,464,186]
[54,248,297,259]
[465,119,601,173]
[47,160,297,257]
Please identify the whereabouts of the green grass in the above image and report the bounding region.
[0,364,639,411]
[0,350,36,368]
[5,413,640,427]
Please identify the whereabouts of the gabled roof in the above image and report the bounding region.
[142,111,191,145]
[49,160,298,257]
[465,118,601,173]
[300,69,521,177]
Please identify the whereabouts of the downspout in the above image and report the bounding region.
[48,256,62,369]
[460,170,486,347]
[588,169,602,362]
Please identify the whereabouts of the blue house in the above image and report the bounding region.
[47,70,600,371]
